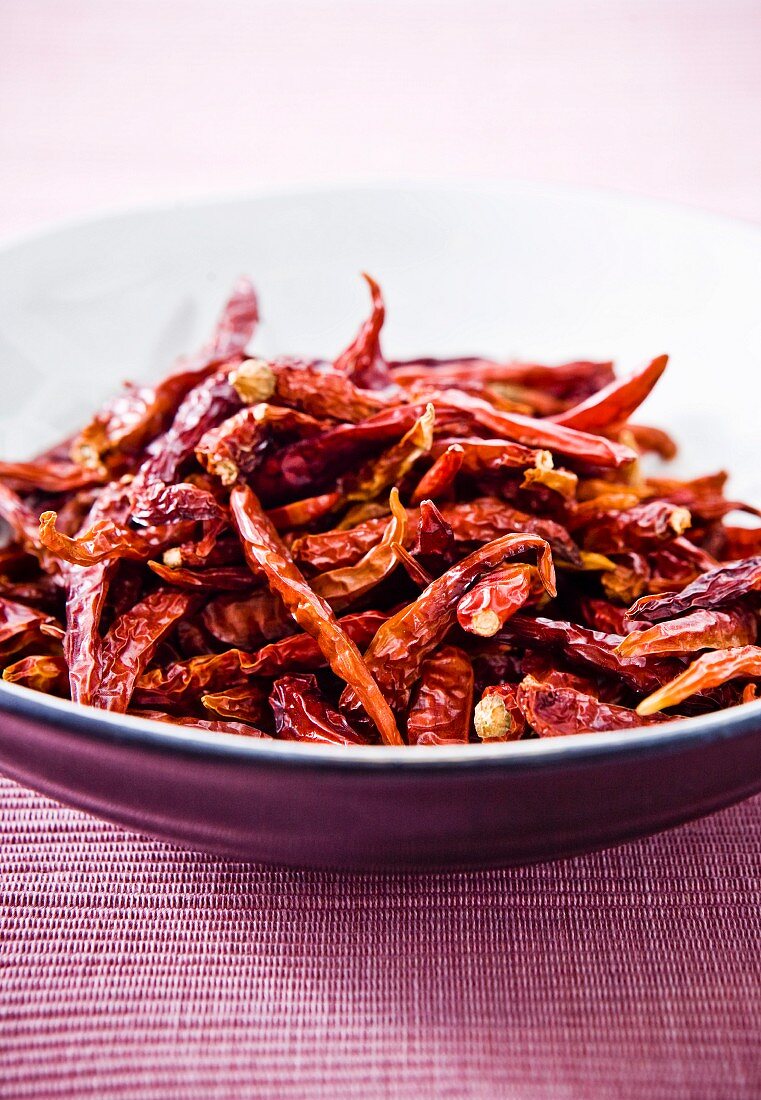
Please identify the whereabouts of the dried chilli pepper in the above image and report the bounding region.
[637,647,761,715]
[270,674,369,746]
[410,444,464,504]
[517,675,668,736]
[627,557,761,625]
[2,654,69,696]
[340,532,555,722]
[551,355,668,432]
[230,483,403,745]
[617,606,757,659]
[1,274,758,746]
[406,646,474,745]
[456,564,540,637]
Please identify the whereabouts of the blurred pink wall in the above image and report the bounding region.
[2,0,760,233]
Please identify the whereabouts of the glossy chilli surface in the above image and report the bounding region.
[0,276,759,744]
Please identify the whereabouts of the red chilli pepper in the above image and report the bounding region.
[270,674,369,745]
[456,564,540,637]
[340,532,555,722]
[627,557,761,624]
[551,355,668,431]
[406,646,474,745]
[95,588,198,712]
[637,647,761,715]
[334,273,392,390]
[517,675,667,736]
[230,483,403,745]
[617,606,757,658]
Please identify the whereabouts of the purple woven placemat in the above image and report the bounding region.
[2,776,760,1099]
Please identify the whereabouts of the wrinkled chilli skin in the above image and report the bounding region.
[0,275,758,742]
[406,646,474,745]
[517,676,668,736]
[339,533,556,724]
[230,484,403,746]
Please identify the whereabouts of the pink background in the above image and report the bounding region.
[2,0,761,236]
[2,3,761,1097]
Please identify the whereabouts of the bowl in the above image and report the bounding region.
[0,182,760,869]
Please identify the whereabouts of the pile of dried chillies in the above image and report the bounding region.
[0,274,759,747]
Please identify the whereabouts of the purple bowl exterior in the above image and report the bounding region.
[1,683,761,869]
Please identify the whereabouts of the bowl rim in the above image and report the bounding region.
[1,180,760,772]
[1,676,760,770]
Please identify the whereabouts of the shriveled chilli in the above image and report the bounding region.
[0,275,758,743]
[406,646,474,745]
[339,532,556,724]
[229,483,403,746]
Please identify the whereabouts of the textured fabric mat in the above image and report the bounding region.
[1,776,760,1099]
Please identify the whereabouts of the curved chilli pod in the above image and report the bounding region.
[500,615,682,695]
[232,357,396,424]
[230,483,403,746]
[340,532,556,723]
[95,588,198,712]
[439,437,554,475]
[333,273,391,390]
[313,489,408,610]
[550,355,668,431]
[410,444,464,504]
[473,684,527,742]
[517,675,668,736]
[616,606,757,659]
[433,389,637,469]
[406,646,474,746]
[456,564,540,637]
[39,511,196,566]
[130,481,227,533]
[389,357,615,401]
[627,556,761,625]
[637,646,761,716]
[269,674,369,746]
